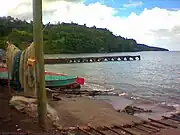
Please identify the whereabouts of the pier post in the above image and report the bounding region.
[33,0,47,129]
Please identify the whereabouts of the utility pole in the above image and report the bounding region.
[33,0,48,129]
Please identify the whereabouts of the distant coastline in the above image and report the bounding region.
[135,44,169,52]
[0,16,168,54]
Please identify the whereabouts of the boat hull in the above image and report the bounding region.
[0,67,84,89]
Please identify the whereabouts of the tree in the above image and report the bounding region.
[0,16,168,53]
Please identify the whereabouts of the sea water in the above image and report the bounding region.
[45,51,180,117]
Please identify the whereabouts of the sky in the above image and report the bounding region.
[0,0,180,50]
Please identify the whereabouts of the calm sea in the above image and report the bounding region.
[45,51,180,110]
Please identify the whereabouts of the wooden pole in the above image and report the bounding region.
[33,0,48,129]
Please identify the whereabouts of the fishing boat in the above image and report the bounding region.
[0,67,84,89]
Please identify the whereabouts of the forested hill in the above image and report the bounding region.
[0,16,168,54]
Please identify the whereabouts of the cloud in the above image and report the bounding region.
[44,0,83,3]
[123,0,143,8]
[150,26,180,50]
[0,0,180,50]
[6,0,81,20]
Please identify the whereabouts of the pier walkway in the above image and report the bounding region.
[44,55,141,64]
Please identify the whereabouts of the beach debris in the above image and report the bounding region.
[15,124,22,132]
[17,128,21,131]
[133,125,152,134]
[51,113,180,135]
[77,125,93,135]
[162,115,180,123]
[132,121,157,133]
[9,96,59,124]
[172,114,180,121]
[121,106,152,115]
[148,118,177,128]
[137,123,160,132]
[6,94,180,135]
[51,93,62,101]
[113,125,135,135]
[48,88,121,97]
[144,121,165,129]
[104,125,122,135]
[87,124,106,135]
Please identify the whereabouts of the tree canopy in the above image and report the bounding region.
[0,16,168,54]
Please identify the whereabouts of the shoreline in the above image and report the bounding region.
[82,81,180,120]
[1,87,180,134]
[92,95,179,120]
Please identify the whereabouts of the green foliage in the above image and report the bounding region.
[8,28,33,49]
[0,16,168,53]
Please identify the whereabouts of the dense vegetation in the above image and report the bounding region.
[0,16,168,54]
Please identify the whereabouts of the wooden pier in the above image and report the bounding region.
[44,55,141,64]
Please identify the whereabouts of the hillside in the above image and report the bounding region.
[0,16,168,54]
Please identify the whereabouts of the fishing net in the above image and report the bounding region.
[6,42,36,97]
[11,50,23,92]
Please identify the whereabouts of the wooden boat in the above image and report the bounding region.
[0,67,84,89]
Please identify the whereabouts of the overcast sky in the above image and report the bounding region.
[1,0,180,50]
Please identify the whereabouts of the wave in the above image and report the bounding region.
[160,102,180,113]
[82,82,114,92]
[83,82,180,116]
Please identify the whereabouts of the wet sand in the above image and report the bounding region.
[93,95,179,120]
